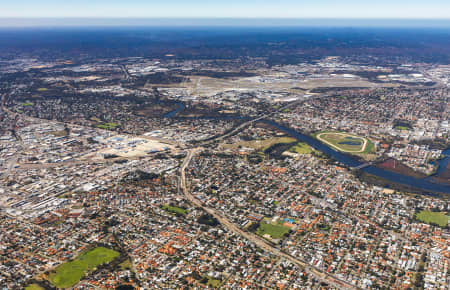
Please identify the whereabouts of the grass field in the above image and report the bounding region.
[162,204,188,216]
[362,139,376,154]
[96,122,120,130]
[289,142,312,154]
[256,222,291,239]
[25,284,44,290]
[416,211,449,227]
[207,277,222,288]
[49,247,119,288]
[37,88,48,92]
[22,102,34,107]
[222,137,296,152]
[120,259,132,270]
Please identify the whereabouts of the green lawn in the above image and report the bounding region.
[49,247,119,288]
[416,211,449,227]
[207,277,222,288]
[261,137,296,152]
[37,88,48,92]
[362,139,376,154]
[25,284,44,290]
[289,142,312,154]
[256,222,291,239]
[104,122,120,127]
[22,102,34,107]
[162,204,188,215]
[96,122,120,130]
[395,126,410,130]
[120,259,132,270]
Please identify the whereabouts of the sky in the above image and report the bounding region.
[1,0,449,19]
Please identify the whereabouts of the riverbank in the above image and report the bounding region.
[162,103,450,194]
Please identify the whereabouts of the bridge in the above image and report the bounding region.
[352,157,388,170]
[353,163,372,170]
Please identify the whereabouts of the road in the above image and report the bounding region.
[179,148,358,290]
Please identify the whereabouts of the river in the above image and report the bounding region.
[163,102,185,118]
[164,104,450,194]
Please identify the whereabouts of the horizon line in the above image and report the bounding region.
[0,18,450,28]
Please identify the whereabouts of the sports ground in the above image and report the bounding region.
[316,132,372,153]
[49,247,119,288]
[416,210,449,227]
[256,221,291,239]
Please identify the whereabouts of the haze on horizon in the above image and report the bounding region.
[0,0,449,27]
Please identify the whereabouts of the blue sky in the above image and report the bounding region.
[1,0,449,19]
